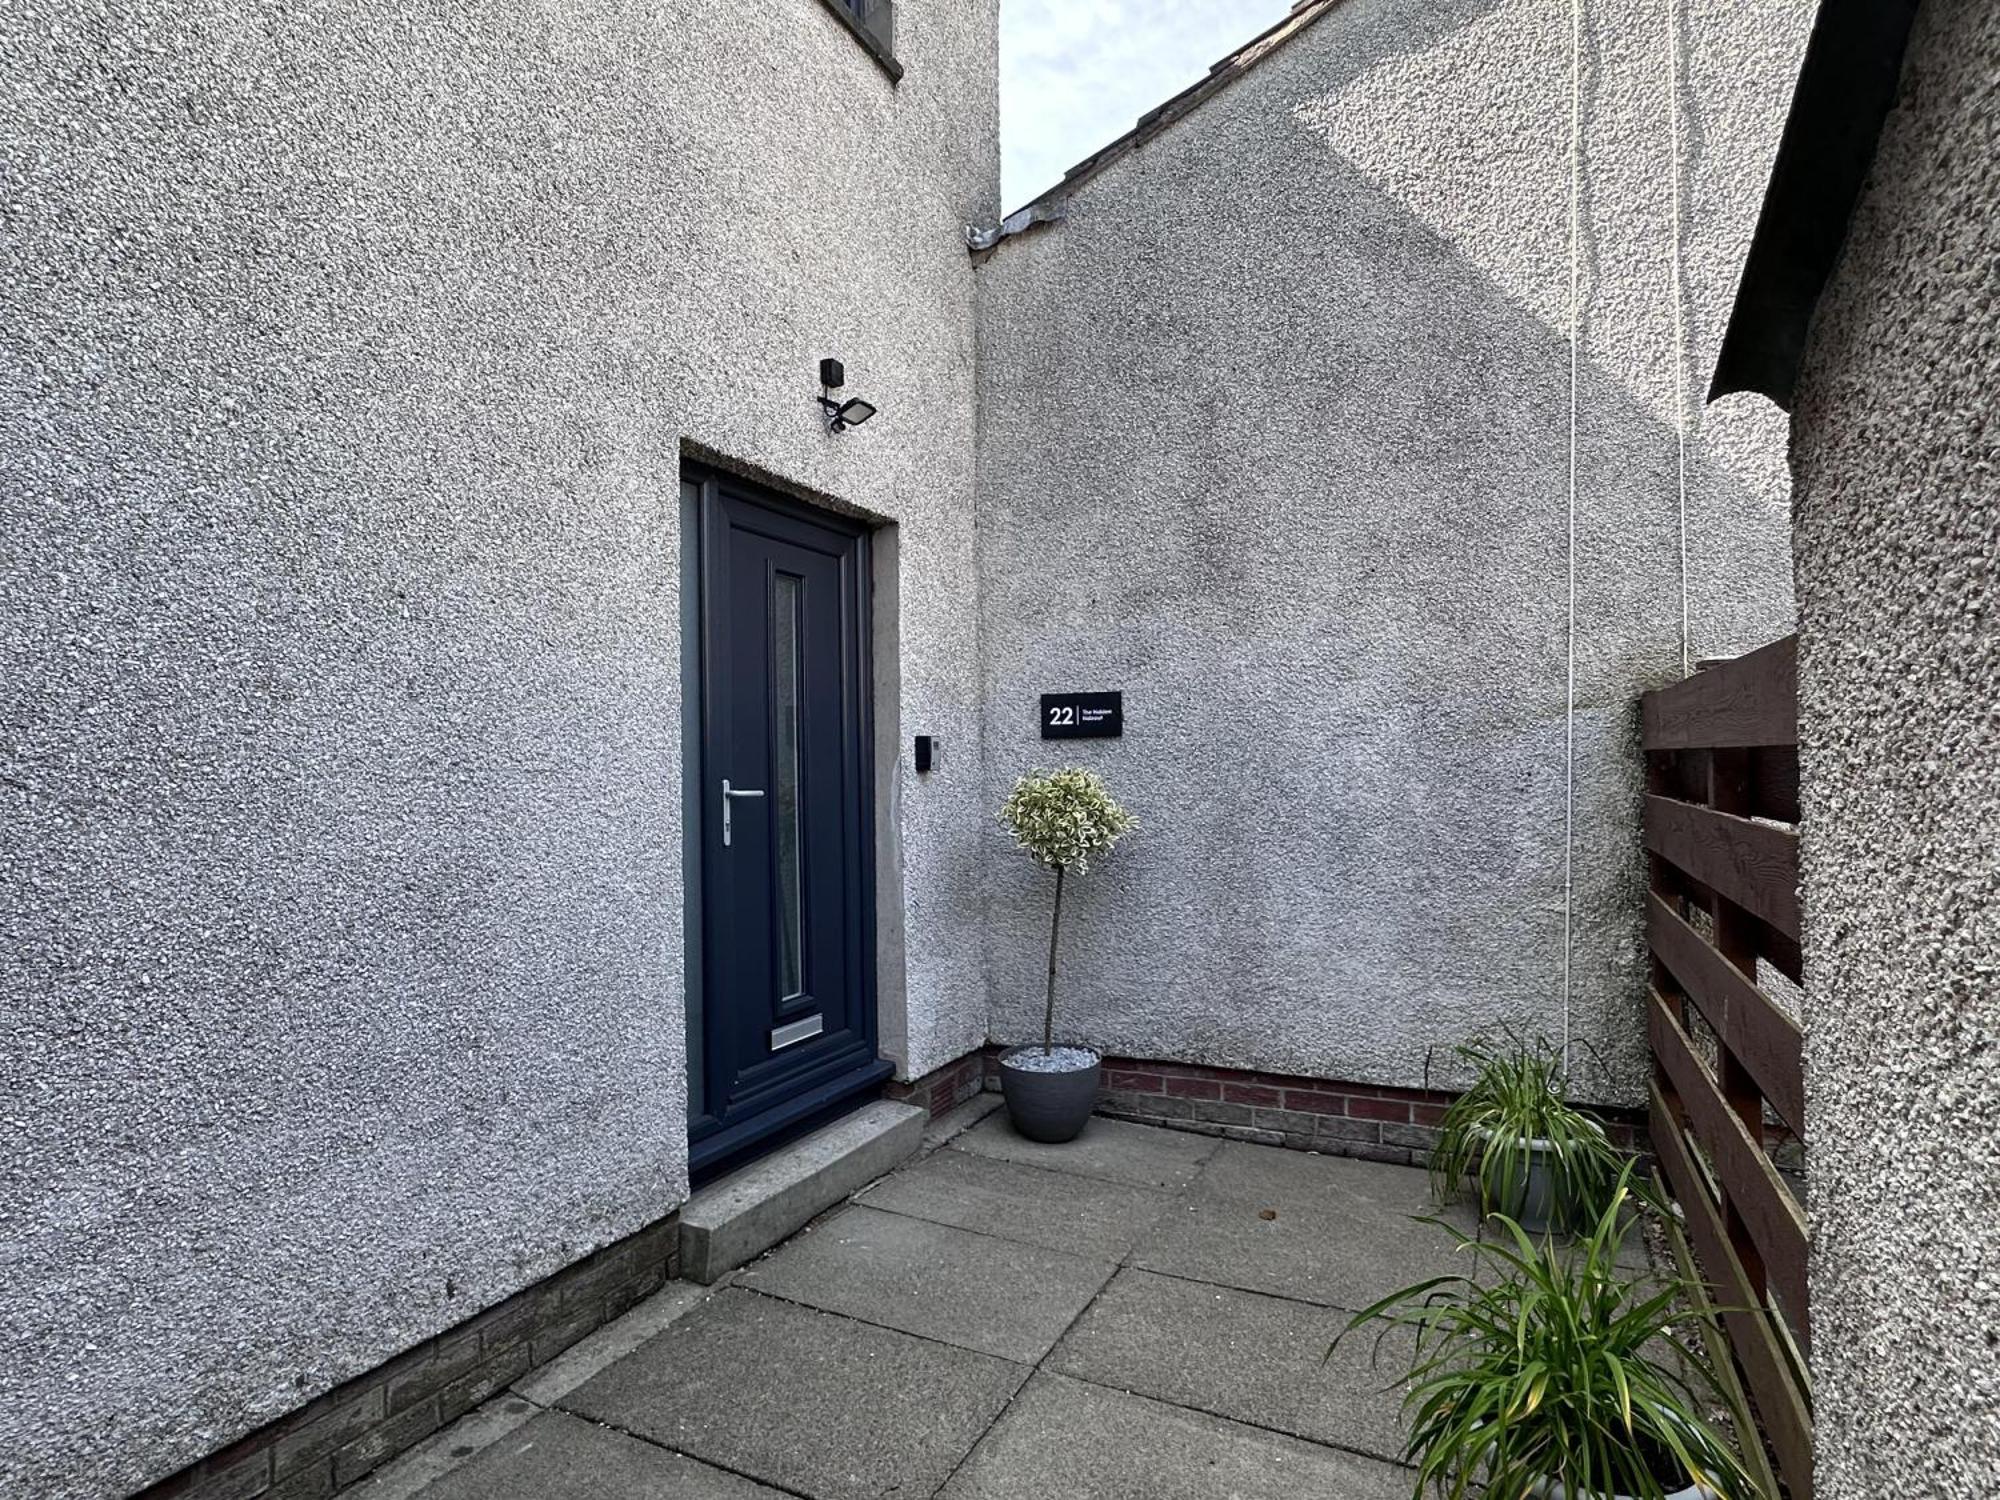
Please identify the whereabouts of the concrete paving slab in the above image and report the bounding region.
[1205,1139,1442,1215]
[561,1287,1024,1500]
[736,1203,1116,1363]
[398,1410,781,1499]
[948,1111,1221,1189]
[679,1100,925,1283]
[512,1280,711,1407]
[1046,1267,1416,1463]
[1132,1140,1478,1308]
[857,1145,1173,1260]
[938,1372,1413,1500]
[921,1092,1004,1152]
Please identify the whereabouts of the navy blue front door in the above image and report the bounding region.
[684,466,885,1180]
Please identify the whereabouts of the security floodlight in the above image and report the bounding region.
[815,357,877,433]
[821,395,877,432]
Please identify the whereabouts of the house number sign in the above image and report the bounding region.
[1040,691,1123,739]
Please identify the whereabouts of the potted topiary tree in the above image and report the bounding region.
[995,766,1135,1143]
[1335,1166,1756,1500]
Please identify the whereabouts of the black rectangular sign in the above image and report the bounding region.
[1040,691,1123,739]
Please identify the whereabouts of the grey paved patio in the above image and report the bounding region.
[363,1109,1494,1500]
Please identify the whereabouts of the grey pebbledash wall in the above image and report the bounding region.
[973,0,1807,1105]
[0,2,997,1495]
[2,1,1823,1495]
[1789,3,2000,1494]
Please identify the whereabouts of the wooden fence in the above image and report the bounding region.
[1640,635,1811,1499]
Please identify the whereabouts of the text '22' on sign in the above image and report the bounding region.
[1040,692,1122,740]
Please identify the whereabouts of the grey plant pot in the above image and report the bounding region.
[1482,1136,1562,1235]
[1473,1120,1607,1235]
[998,1046,1102,1143]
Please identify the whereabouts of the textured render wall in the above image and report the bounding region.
[0,3,996,1495]
[975,0,1804,1099]
[1789,4,2000,1494]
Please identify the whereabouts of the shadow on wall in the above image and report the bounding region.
[1292,0,1800,514]
[973,0,1796,1108]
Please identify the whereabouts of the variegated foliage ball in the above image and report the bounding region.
[997,766,1135,874]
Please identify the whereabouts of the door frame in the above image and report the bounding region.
[681,461,888,1183]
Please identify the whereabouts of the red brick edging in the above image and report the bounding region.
[1094,1056,1463,1165]
[882,1049,989,1119]
[889,1047,1645,1170]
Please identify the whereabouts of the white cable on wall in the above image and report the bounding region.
[1666,0,1693,676]
[1561,0,1582,1080]
[1561,2,1699,1090]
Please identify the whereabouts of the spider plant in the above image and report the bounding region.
[1335,1166,1758,1500]
[1430,1035,1625,1234]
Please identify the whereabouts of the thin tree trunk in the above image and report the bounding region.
[1042,862,1065,1054]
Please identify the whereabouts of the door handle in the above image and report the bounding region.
[721,779,765,848]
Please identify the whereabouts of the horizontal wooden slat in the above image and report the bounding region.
[1650,867,1803,983]
[1652,1084,1814,1500]
[1648,894,1805,1131]
[1645,796,1801,940]
[1650,992,1810,1337]
[1642,634,1798,750]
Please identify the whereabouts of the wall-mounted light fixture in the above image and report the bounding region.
[816,357,878,434]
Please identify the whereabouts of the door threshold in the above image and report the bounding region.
[689,1056,894,1187]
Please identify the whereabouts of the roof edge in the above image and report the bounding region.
[977,0,1347,250]
[1707,0,1923,411]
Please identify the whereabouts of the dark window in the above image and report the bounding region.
[816,0,900,82]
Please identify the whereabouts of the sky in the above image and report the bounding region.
[1000,0,1298,212]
